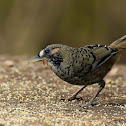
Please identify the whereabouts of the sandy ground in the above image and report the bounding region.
[0,55,126,126]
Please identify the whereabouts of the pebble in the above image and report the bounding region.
[3,60,14,67]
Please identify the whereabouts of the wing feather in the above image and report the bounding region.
[73,45,118,76]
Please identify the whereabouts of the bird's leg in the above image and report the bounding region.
[68,85,87,101]
[82,80,105,107]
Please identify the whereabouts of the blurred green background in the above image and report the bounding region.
[0,0,126,63]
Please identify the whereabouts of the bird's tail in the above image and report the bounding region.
[110,35,126,49]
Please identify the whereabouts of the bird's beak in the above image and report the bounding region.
[28,56,47,65]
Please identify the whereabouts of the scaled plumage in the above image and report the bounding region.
[29,35,126,107]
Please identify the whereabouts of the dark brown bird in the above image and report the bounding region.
[29,35,126,107]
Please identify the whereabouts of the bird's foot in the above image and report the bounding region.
[67,95,77,101]
[61,94,83,101]
[60,96,76,101]
[81,101,98,108]
[60,96,82,101]
[81,102,93,108]
[67,95,83,101]
[61,95,82,101]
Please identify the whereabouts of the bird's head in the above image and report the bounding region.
[29,44,66,66]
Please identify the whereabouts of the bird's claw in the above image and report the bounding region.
[67,95,77,101]
[68,95,83,101]
[80,101,98,109]
[60,95,77,101]
[82,102,94,108]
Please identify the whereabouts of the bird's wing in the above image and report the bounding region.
[89,45,118,70]
[73,45,118,76]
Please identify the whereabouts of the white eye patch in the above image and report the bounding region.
[39,50,44,57]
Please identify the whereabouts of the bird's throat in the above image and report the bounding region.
[42,59,47,65]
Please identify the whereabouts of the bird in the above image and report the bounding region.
[29,35,126,107]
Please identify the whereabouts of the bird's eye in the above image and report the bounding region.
[44,49,49,54]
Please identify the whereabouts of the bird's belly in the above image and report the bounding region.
[60,68,110,85]
[51,58,115,86]
[54,64,112,86]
